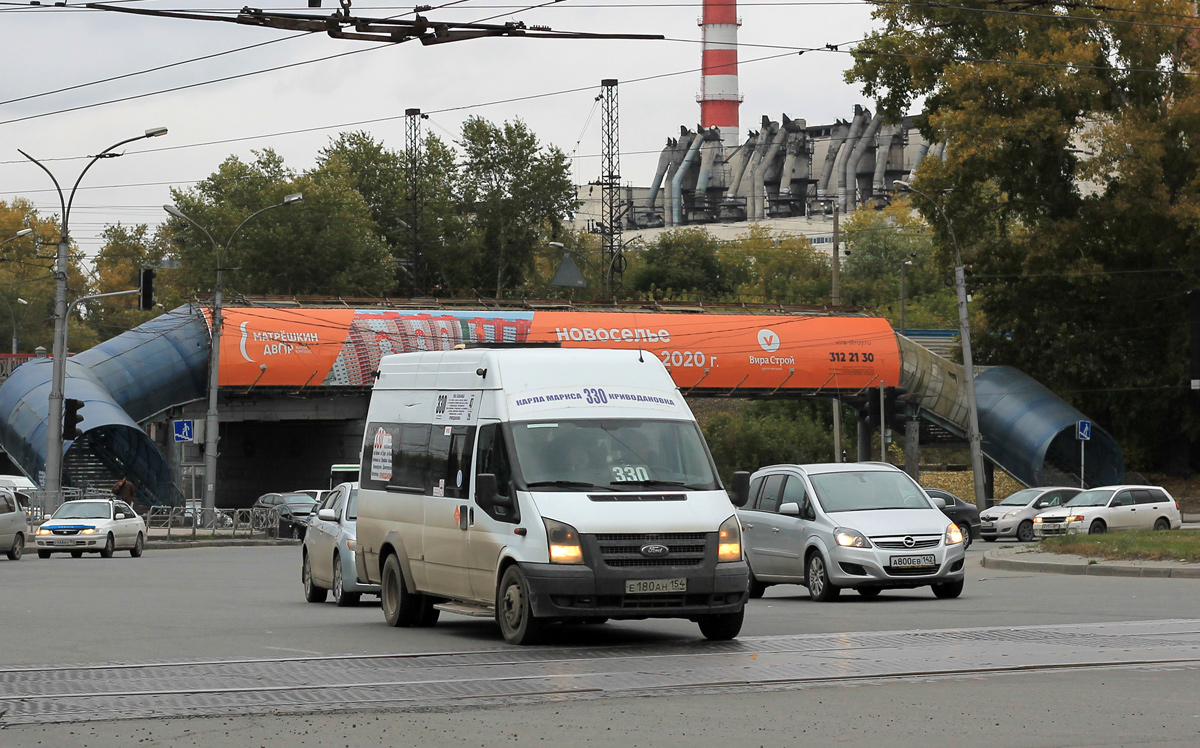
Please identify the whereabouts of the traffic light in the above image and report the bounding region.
[138,267,156,311]
[63,398,85,440]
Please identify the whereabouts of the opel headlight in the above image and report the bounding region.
[1002,509,1021,520]
[834,528,871,548]
[544,518,584,564]
[718,515,742,562]
[945,523,964,545]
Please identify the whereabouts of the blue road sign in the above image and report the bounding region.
[1077,420,1092,441]
[173,419,195,443]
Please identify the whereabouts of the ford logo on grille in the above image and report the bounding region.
[903,536,916,548]
[640,543,670,558]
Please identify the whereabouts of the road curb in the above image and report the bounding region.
[145,539,301,550]
[982,549,1200,579]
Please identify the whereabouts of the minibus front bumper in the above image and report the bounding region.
[520,560,749,620]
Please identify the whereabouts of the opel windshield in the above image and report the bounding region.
[509,419,720,491]
[809,470,933,512]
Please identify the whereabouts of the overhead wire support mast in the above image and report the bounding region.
[83,3,666,45]
[599,79,624,303]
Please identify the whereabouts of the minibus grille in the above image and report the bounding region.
[590,533,710,568]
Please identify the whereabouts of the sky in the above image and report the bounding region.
[0,0,881,259]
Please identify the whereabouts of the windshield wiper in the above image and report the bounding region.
[610,479,706,490]
[525,480,613,491]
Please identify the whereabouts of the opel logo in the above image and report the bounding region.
[640,543,670,558]
[903,536,916,548]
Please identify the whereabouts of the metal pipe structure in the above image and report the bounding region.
[694,127,723,194]
[845,112,883,211]
[164,193,302,516]
[644,140,674,213]
[817,119,851,198]
[726,130,757,196]
[872,124,897,198]
[895,180,987,509]
[834,107,868,211]
[699,0,741,145]
[671,131,704,226]
[909,141,931,176]
[19,127,167,499]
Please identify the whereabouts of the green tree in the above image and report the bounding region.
[0,199,84,354]
[627,228,732,300]
[846,0,1200,471]
[455,117,577,296]
[719,224,831,304]
[84,224,174,341]
[700,400,836,482]
[166,150,394,297]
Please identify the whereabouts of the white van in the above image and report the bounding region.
[354,348,749,645]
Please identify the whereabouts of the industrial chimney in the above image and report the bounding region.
[699,0,741,146]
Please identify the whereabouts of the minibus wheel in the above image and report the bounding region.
[497,566,543,645]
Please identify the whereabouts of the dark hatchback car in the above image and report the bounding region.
[924,488,981,549]
[255,492,318,540]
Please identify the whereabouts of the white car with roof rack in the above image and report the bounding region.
[1033,485,1182,537]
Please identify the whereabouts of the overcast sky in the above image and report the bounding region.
[1,0,881,258]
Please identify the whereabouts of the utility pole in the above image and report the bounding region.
[831,201,842,460]
[599,79,624,302]
[405,108,426,294]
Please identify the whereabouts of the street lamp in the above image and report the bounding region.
[0,228,32,250]
[20,127,168,499]
[894,180,987,510]
[163,192,303,516]
[898,253,915,336]
[0,296,29,355]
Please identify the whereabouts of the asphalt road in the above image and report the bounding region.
[2,543,1198,665]
[2,543,1199,747]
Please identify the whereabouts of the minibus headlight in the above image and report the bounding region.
[718,515,742,562]
[544,518,584,564]
[945,523,964,545]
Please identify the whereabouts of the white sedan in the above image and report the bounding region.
[35,499,147,558]
[1033,485,1182,537]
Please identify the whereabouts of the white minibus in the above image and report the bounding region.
[355,347,750,644]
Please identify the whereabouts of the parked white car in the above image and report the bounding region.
[979,487,1081,542]
[1033,485,1182,537]
[0,488,29,560]
[35,499,147,558]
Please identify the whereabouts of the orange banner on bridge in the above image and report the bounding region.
[214,308,901,392]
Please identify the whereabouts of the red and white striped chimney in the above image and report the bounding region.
[699,0,741,145]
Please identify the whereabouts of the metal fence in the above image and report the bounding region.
[21,487,115,522]
[143,505,283,540]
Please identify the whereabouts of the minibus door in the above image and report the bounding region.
[420,424,473,601]
[467,422,519,603]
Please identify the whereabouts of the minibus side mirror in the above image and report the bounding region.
[477,474,506,508]
[729,471,751,507]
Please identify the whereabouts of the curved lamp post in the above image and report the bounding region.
[163,193,303,515]
[0,230,32,355]
[894,180,987,510]
[20,127,168,499]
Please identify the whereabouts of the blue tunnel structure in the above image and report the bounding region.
[0,305,1123,504]
[0,305,209,504]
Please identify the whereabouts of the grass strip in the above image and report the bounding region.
[1039,529,1200,563]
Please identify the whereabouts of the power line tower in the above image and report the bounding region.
[598,79,625,302]
[405,107,425,294]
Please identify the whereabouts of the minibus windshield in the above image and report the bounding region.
[510,419,720,491]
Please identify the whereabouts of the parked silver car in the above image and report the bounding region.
[34,499,147,558]
[979,487,1080,542]
[738,463,966,601]
[0,488,29,560]
[1034,485,1183,536]
[302,482,378,606]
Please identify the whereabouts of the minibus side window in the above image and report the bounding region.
[428,426,475,498]
[476,424,516,522]
[391,424,431,493]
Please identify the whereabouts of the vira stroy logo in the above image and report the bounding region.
[757,329,780,353]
